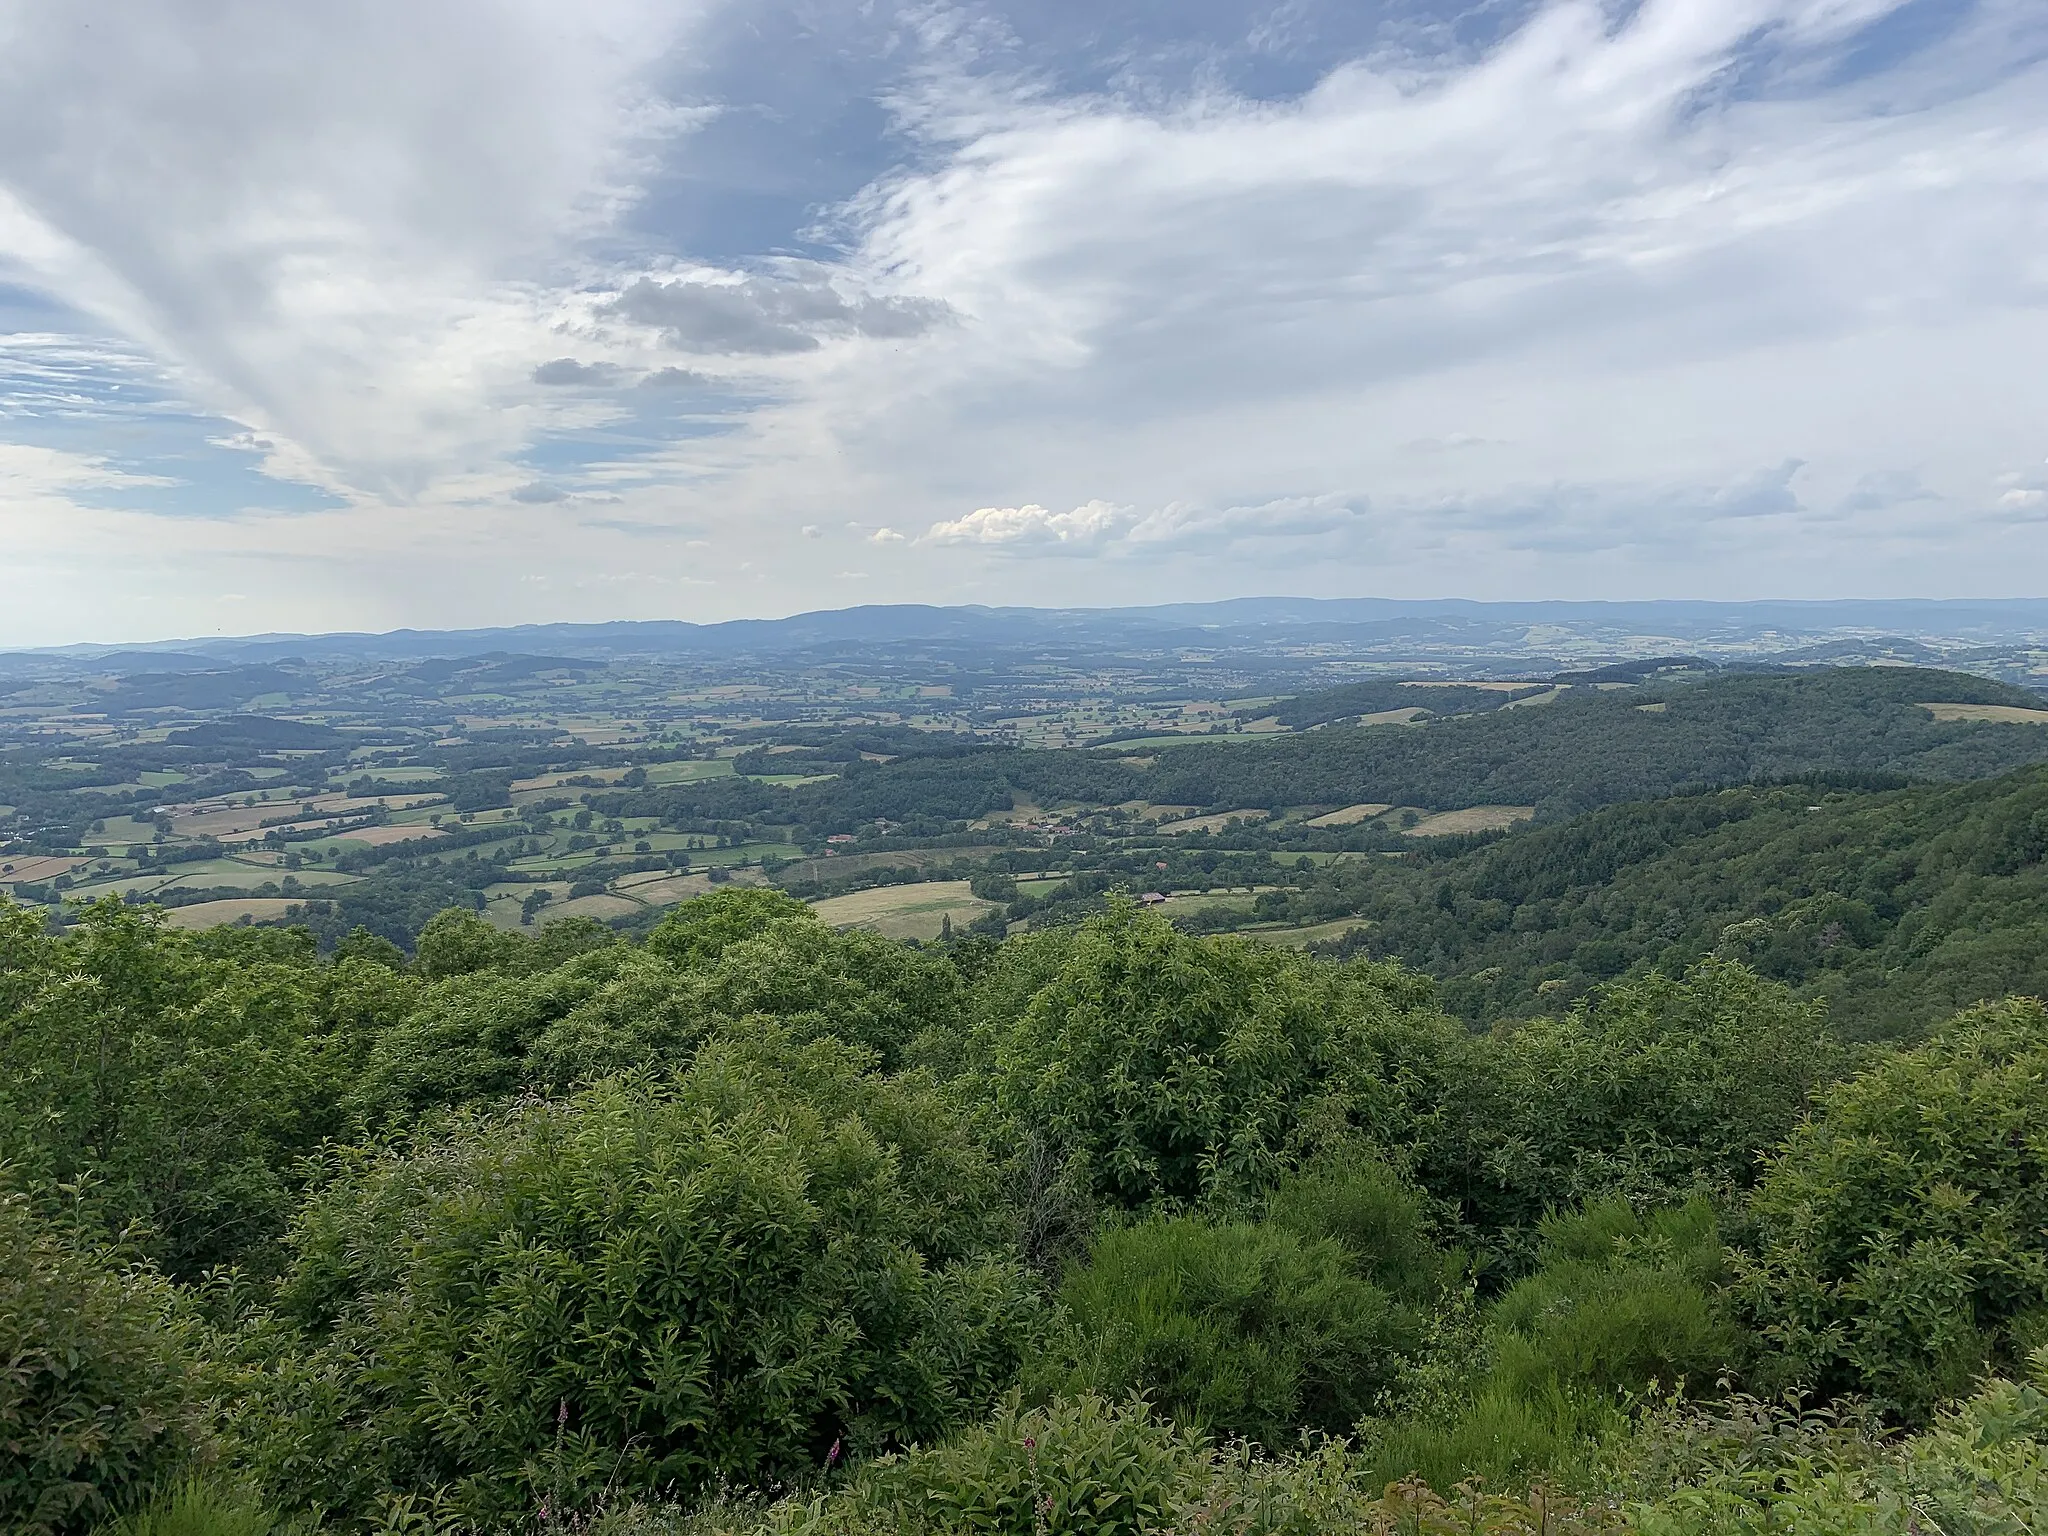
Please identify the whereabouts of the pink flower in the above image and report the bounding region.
[826,1437,842,1468]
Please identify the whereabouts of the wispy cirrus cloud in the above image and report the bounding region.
[1,0,2046,642]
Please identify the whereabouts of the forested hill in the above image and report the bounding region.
[1146,666,2048,819]
[1307,762,2048,1038]
[603,666,2048,834]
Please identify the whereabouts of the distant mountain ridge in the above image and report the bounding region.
[8,596,2048,669]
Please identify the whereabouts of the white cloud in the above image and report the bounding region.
[0,0,703,496]
[922,500,1131,548]
[4,0,2048,636]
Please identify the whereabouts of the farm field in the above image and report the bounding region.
[1303,802,1394,827]
[1403,805,1536,836]
[1922,701,2048,724]
[809,880,996,940]
[162,898,305,929]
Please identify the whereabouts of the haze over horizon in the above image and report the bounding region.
[4,0,2046,646]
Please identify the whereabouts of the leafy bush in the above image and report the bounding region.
[0,899,357,1275]
[1736,996,2048,1420]
[0,1192,209,1536]
[972,904,1457,1209]
[347,943,650,1122]
[645,889,815,969]
[1042,1213,1423,1445]
[89,1478,309,1536]
[1488,1201,1738,1402]
[784,1393,1207,1536]
[1420,961,1840,1266]
[1265,1146,1457,1301]
[1620,1350,2048,1533]
[241,1032,1045,1523]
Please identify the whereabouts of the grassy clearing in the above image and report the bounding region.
[161,898,305,930]
[1303,803,1394,827]
[1922,702,2048,724]
[334,824,450,848]
[809,880,996,941]
[777,846,1005,885]
[1404,806,1535,837]
[1256,917,1373,948]
[1157,809,1270,835]
[0,855,86,883]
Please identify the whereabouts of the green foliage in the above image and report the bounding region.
[1735,997,2048,1421]
[782,1393,1207,1536]
[1619,1352,2048,1533]
[1321,767,2048,1038]
[973,903,1456,1209]
[645,889,815,968]
[0,899,369,1275]
[1420,962,1839,1263]
[0,1192,210,1536]
[347,943,648,1122]
[1265,1147,1457,1301]
[238,1032,1045,1523]
[89,1477,309,1536]
[1488,1202,1738,1403]
[1043,1212,1423,1445]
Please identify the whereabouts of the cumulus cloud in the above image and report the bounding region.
[602,267,953,355]
[637,365,715,389]
[532,358,623,386]
[923,500,1131,549]
[510,481,570,503]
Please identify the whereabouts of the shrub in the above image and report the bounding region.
[1042,1212,1424,1445]
[1735,996,2048,1420]
[244,1033,1045,1523]
[1620,1350,2048,1532]
[1420,961,1840,1266]
[973,905,1457,1210]
[90,1477,309,1536]
[645,890,815,969]
[0,1193,209,1536]
[0,900,353,1276]
[1265,1146,1457,1301]
[1488,1201,1738,1402]
[782,1393,1208,1536]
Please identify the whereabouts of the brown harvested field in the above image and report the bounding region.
[1157,809,1270,835]
[810,880,996,941]
[1303,803,1394,828]
[162,898,303,930]
[0,855,86,883]
[1923,702,2048,725]
[1404,806,1535,837]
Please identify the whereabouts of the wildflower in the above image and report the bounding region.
[826,1437,842,1468]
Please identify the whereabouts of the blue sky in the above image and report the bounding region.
[0,0,2044,644]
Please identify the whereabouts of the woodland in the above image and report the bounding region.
[7,660,2048,1533]
[6,887,2048,1534]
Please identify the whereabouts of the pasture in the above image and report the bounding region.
[809,880,995,941]
[1404,805,1536,836]
[1302,803,1394,827]
[1923,702,2048,725]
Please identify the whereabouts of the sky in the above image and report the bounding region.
[1,0,2045,645]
